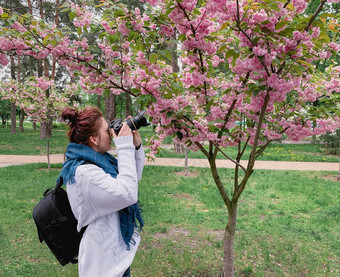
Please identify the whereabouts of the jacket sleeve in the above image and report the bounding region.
[135,144,145,182]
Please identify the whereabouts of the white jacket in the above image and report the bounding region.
[67,136,145,277]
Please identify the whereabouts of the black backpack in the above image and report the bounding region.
[32,177,87,266]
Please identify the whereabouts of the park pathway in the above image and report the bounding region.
[0,153,338,171]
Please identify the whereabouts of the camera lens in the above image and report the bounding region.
[109,110,150,135]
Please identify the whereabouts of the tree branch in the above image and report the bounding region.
[208,156,232,210]
[255,127,289,158]
[213,142,247,173]
[305,0,327,32]
[233,90,271,201]
[195,141,210,158]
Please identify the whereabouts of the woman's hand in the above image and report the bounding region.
[125,115,142,149]
[132,130,142,149]
[112,122,132,139]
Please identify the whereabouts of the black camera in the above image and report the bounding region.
[109,110,150,135]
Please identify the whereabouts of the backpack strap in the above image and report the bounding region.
[54,177,63,192]
[54,175,88,237]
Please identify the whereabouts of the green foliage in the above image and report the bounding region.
[0,98,11,125]
[319,129,340,155]
[0,164,339,276]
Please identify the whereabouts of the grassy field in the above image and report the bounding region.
[0,124,69,155]
[0,125,338,162]
[0,163,339,276]
[157,143,339,162]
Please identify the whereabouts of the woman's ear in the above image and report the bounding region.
[89,135,98,146]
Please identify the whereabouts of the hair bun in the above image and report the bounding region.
[61,107,78,124]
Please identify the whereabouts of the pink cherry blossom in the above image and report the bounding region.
[0,0,338,159]
[118,23,129,36]
[34,78,54,90]
[160,25,174,37]
[168,8,185,24]
[253,46,267,56]
[292,0,308,14]
[0,53,8,66]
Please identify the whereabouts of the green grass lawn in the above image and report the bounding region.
[0,164,339,276]
[157,143,339,162]
[0,124,69,155]
[0,125,338,162]
[0,124,160,156]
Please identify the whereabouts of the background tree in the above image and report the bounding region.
[305,0,340,144]
[0,79,78,169]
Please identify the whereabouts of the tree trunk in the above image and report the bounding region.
[184,148,189,176]
[39,0,44,18]
[18,55,24,132]
[19,109,25,132]
[40,120,52,139]
[311,135,316,145]
[311,119,316,145]
[97,94,101,109]
[47,138,51,171]
[40,124,46,140]
[105,92,116,121]
[27,0,33,14]
[11,102,16,134]
[37,0,44,78]
[51,0,59,80]
[10,53,16,134]
[170,31,180,72]
[224,203,237,277]
[174,142,184,153]
[38,60,43,77]
[125,93,132,117]
[208,156,238,277]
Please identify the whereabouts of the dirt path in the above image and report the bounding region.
[0,153,338,171]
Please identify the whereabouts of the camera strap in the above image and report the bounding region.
[130,118,137,130]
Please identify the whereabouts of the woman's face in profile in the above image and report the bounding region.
[95,117,112,154]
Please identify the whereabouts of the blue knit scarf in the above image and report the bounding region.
[57,143,143,250]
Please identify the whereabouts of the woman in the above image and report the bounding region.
[58,106,144,277]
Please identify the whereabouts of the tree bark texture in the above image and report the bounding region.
[27,0,33,14]
[19,109,25,132]
[224,203,237,277]
[125,93,132,117]
[17,54,25,132]
[10,53,16,134]
[105,92,116,121]
[208,156,240,277]
[51,0,59,80]
[40,119,52,139]
[97,94,101,109]
[11,102,16,134]
[47,138,50,171]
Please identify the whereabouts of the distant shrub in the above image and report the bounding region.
[318,129,340,155]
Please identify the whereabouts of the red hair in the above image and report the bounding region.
[61,107,103,145]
